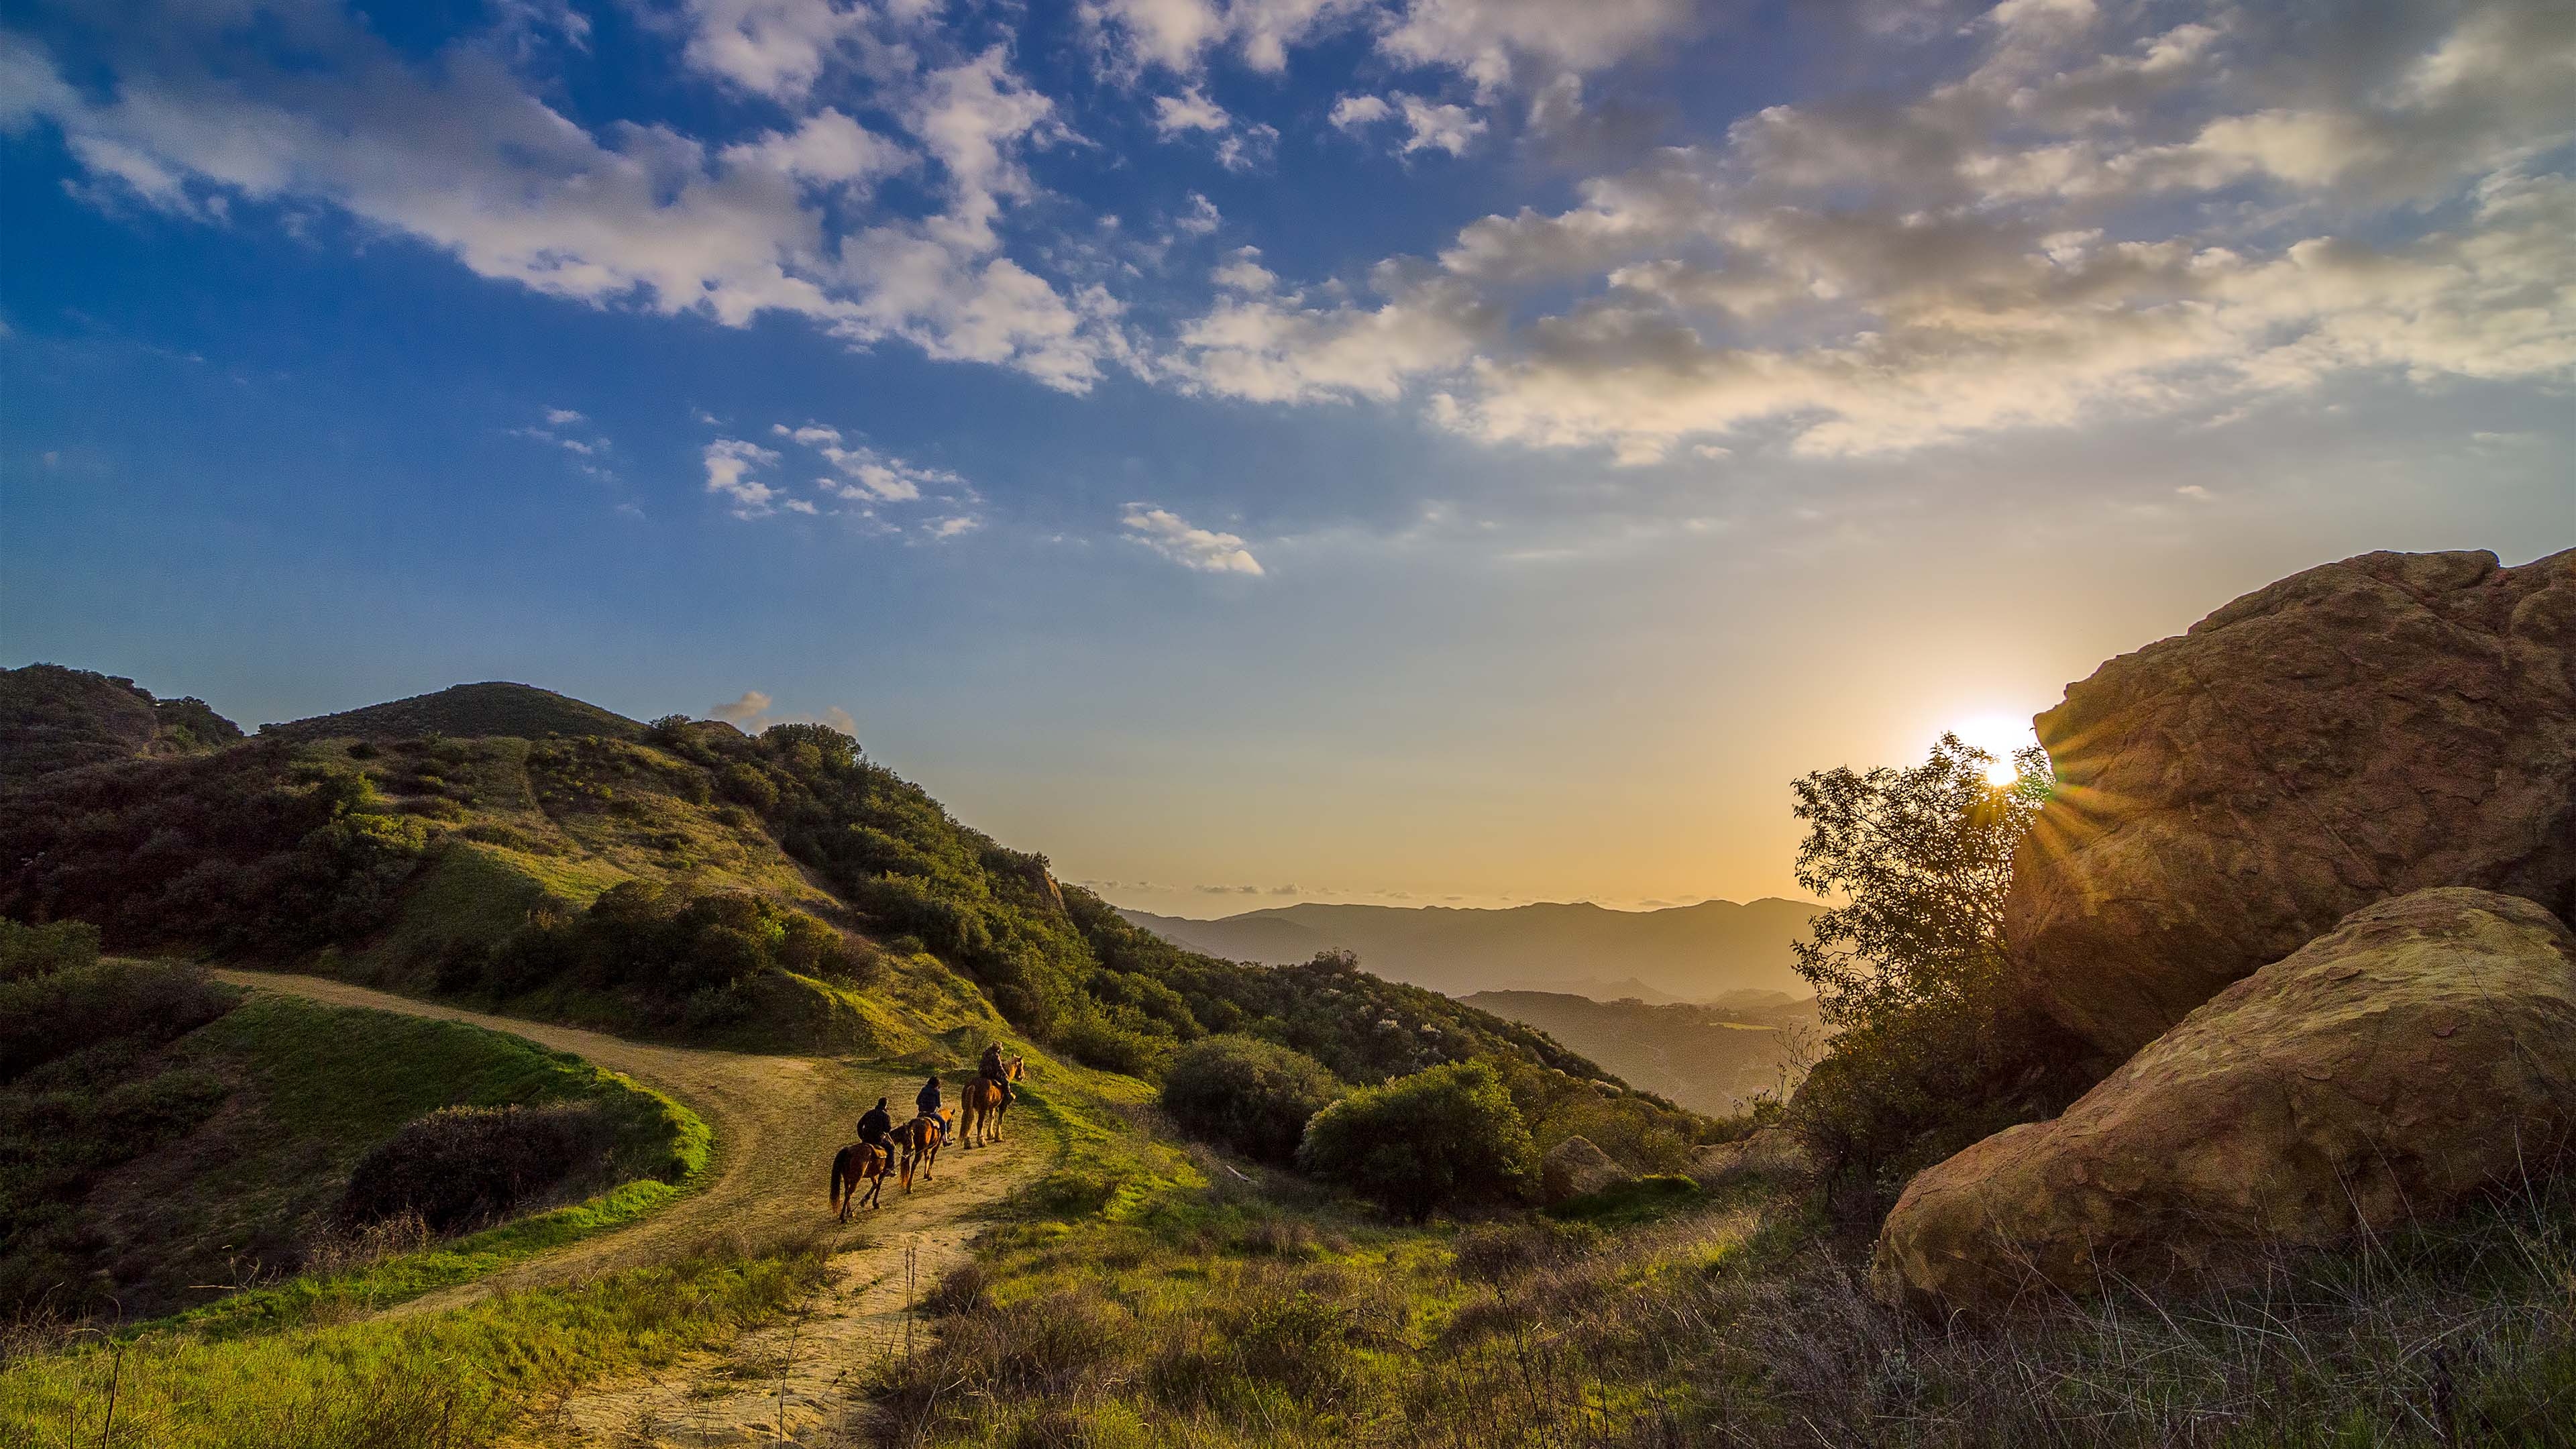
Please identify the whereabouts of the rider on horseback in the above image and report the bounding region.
[978,1042,1016,1109]
[916,1074,943,1124]
[856,1097,894,1162]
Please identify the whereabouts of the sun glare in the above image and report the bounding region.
[1952,712,2037,788]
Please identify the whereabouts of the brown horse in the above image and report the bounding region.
[959,1055,1024,1149]
[830,1140,893,1220]
[896,1110,949,1192]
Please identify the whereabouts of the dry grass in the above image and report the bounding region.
[849,1165,2576,1449]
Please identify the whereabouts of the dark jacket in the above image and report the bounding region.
[857,1104,892,1142]
[916,1080,943,1116]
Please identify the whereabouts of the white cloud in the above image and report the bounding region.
[1379,0,1699,95]
[1395,93,1485,156]
[924,515,982,538]
[704,437,783,514]
[1152,87,1231,135]
[1210,246,1276,292]
[676,0,870,101]
[1329,93,1392,130]
[709,689,773,723]
[770,421,971,503]
[1174,191,1221,236]
[1174,266,1497,403]
[11,19,1122,394]
[1122,504,1265,574]
[543,407,586,425]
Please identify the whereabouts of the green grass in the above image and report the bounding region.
[865,1074,2576,1449]
[1,1237,826,1449]
[2,991,706,1322]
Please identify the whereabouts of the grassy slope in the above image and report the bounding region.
[24,989,704,1322]
[873,1081,2576,1449]
[1460,989,1821,1116]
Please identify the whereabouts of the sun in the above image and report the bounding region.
[1952,712,2036,788]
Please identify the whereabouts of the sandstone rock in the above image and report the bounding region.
[2007,548,2576,1063]
[1874,889,2576,1316]
[1687,1126,1811,1190]
[1540,1134,1631,1205]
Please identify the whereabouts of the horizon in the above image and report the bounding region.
[6,0,2571,915]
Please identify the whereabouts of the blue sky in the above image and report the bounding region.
[3,0,2571,914]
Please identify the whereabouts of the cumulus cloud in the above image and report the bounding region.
[1121,504,1265,574]
[10,8,1122,394]
[709,689,773,723]
[1234,0,2576,462]
[1173,264,1499,403]
[1395,94,1485,156]
[703,438,784,513]
[1329,93,1392,130]
[1151,87,1231,135]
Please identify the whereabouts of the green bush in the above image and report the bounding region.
[339,1102,619,1233]
[1296,1060,1538,1220]
[1159,1035,1341,1165]
[470,881,875,1014]
[0,918,99,981]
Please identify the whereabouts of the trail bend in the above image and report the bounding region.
[213,971,1045,1441]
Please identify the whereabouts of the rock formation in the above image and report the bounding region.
[1874,889,2576,1315]
[1540,1134,1632,1205]
[2006,548,2576,1063]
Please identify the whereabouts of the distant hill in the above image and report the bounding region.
[1462,989,1823,1116]
[1117,897,1824,1000]
[0,663,244,784]
[260,682,647,743]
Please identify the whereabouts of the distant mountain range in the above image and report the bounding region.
[1460,989,1822,1117]
[1116,897,1824,1002]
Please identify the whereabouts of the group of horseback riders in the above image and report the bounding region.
[832,1042,1021,1218]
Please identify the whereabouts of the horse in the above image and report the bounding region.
[959,1055,1024,1149]
[896,1110,949,1193]
[830,1140,893,1220]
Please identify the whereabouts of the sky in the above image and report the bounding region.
[3,0,2571,918]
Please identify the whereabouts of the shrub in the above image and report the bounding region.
[0,918,99,981]
[0,957,238,1083]
[339,1102,616,1233]
[1296,1059,1538,1220]
[1159,1035,1341,1165]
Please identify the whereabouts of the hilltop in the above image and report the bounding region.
[257,681,649,743]
[0,663,243,784]
[1120,895,1824,1000]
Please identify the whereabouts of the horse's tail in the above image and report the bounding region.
[900,1145,916,1192]
[830,1146,850,1211]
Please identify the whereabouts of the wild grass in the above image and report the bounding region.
[858,1087,2576,1449]
[0,1234,831,1449]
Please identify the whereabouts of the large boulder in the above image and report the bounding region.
[1540,1134,1631,1205]
[1874,889,2576,1316]
[2008,548,2576,1063]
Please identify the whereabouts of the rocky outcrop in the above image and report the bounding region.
[1540,1134,1632,1205]
[1874,889,2576,1315]
[2006,548,2576,1063]
[1687,1126,1811,1190]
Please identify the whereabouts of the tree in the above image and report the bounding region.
[1784,733,2066,1215]
[1789,732,2050,1032]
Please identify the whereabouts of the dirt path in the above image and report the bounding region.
[213,971,1046,1443]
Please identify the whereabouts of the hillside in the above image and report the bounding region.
[1120,896,1825,1000]
[1462,987,1822,1116]
[0,663,244,784]
[0,674,1707,1161]
[258,681,648,743]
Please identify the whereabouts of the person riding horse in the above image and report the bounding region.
[856,1096,894,1163]
[978,1043,1016,1110]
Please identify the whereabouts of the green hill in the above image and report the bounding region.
[0,663,244,784]
[258,682,647,743]
[1,675,1709,1165]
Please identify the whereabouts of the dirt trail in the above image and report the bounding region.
[213,971,1045,1442]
